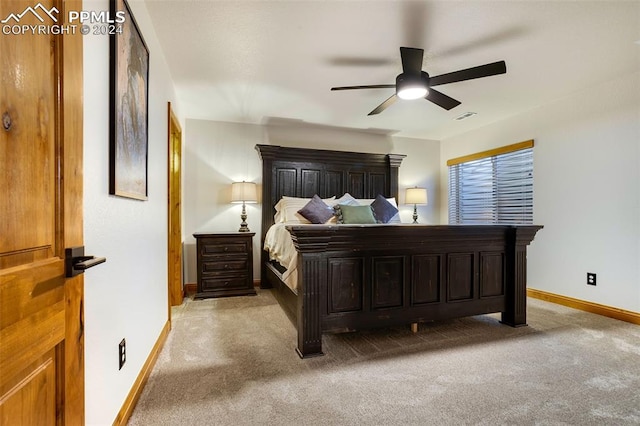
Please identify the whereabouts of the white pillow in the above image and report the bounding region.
[274,196,335,223]
[332,192,359,206]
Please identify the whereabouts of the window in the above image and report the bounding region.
[448,140,533,225]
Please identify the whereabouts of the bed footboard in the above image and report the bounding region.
[288,224,542,358]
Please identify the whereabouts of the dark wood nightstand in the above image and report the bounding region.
[193,232,256,299]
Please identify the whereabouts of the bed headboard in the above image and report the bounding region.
[255,144,405,279]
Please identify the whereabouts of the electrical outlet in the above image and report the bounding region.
[118,338,126,370]
[587,272,596,286]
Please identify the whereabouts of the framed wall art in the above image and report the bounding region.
[109,0,149,200]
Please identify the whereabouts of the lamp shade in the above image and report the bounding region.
[405,187,428,205]
[230,181,257,203]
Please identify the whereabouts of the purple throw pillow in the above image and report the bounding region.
[370,194,399,223]
[297,195,334,224]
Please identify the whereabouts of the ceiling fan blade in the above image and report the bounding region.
[400,47,424,74]
[426,88,461,110]
[331,84,395,91]
[429,61,506,87]
[368,94,398,116]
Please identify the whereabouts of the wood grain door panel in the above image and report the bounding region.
[0,350,57,425]
[0,0,56,270]
[0,0,84,423]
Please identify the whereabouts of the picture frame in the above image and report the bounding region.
[109,0,149,200]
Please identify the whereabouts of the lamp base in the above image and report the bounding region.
[412,204,419,224]
[238,202,250,232]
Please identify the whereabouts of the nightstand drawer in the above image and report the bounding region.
[201,242,248,256]
[202,259,248,273]
[201,277,248,291]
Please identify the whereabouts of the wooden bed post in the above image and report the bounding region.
[295,252,326,358]
[501,226,539,327]
[255,145,276,289]
[388,154,404,201]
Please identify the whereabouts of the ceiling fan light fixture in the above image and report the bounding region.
[396,72,428,100]
[398,86,428,100]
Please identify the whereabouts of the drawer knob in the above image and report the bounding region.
[223,247,228,252]
[224,264,229,269]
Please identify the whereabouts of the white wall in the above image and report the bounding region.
[83,0,181,424]
[440,71,640,313]
[183,119,440,283]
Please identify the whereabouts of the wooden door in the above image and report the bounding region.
[0,0,84,424]
[168,103,183,307]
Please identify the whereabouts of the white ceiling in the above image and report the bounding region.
[145,0,640,140]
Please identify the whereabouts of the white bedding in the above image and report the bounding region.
[263,223,300,291]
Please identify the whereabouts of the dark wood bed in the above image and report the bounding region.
[256,144,542,358]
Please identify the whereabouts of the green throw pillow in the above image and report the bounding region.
[338,204,377,224]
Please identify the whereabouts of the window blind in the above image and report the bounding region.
[448,144,533,225]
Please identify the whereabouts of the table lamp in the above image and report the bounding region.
[231,181,257,232]
[405,187,428,224]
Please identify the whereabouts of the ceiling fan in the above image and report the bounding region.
[331,47,506,115]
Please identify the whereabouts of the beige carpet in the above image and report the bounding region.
[128,290,640,425]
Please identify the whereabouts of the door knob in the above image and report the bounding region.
[65,246,106,277]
